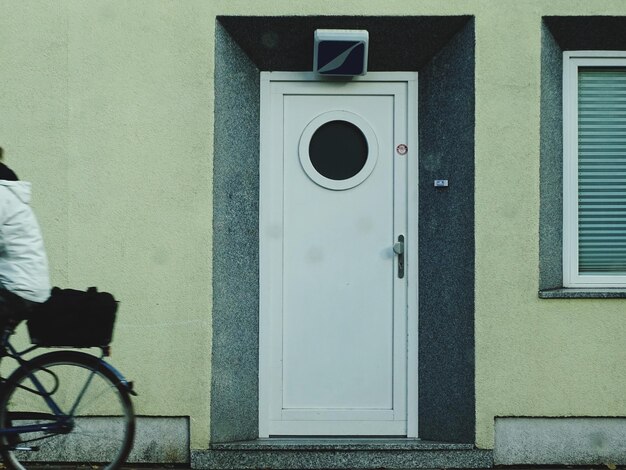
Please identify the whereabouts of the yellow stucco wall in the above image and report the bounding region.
[2,0,626,452]
[0,0,214,449]
[473,0,626,449]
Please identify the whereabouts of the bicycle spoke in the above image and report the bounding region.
[0,351,134,470]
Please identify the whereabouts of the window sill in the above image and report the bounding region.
[539,288,626,299]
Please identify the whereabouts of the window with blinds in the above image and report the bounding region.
[564,52,626,287]
[577,67,626,276]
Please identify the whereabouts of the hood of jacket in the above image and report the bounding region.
[0,180,31,205]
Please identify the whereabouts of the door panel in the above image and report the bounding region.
[260,74,417,437]
[283,94,395,413]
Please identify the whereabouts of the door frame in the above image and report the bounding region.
[258,71,419,438]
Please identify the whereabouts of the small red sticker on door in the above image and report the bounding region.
[396,144,408,155]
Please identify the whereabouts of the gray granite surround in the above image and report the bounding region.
[539,17,626,297]
[211,16,476,453]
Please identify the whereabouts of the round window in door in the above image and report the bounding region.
[299,111,379,190]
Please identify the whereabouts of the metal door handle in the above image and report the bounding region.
[394,235,405,279]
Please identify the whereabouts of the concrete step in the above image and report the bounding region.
[191,439,493,469]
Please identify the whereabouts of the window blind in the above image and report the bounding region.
[578,67,626,274]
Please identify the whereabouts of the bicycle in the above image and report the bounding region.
[0,306,136,470]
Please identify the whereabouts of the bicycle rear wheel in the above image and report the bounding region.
[0,350,135,470]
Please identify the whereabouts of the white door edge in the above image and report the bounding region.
[406,75,419,438]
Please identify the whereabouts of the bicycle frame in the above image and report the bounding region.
[0,329,135,441]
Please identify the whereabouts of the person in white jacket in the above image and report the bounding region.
[0,160,50,313]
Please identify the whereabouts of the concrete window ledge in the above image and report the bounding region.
[191,439,493,470]
[539,288,626,299]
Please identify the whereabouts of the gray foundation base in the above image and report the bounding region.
[12,416,190,465]
[191,439,493,469]
[495,417,626,466]
[128,416,190,464]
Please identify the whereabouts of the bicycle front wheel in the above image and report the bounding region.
[0,350,135,470]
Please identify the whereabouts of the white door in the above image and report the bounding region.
[259,72,418,437]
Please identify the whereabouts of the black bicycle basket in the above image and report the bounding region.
[27,287,118,347]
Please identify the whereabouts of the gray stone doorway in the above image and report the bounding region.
[210,15,476,448]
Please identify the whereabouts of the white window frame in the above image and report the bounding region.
[563,51,626,287]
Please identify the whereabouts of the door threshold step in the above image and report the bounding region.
[192,439,493,469]
[211,438,474,450]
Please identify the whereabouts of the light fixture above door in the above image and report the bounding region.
[313,29,369,76]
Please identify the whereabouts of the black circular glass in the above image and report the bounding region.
[308,120,369,181]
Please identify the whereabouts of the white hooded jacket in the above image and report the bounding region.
[0,181,50,302]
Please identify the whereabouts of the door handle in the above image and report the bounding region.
[393,235,405,279]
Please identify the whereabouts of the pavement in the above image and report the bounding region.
[113,467,626,470]
[12,463,626,470]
